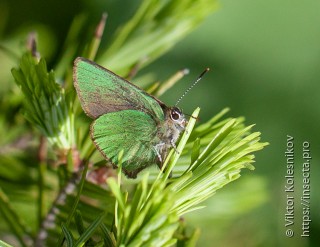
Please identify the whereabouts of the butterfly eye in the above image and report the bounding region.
[170,108,182,121]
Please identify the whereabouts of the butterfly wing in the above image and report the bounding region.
[73,57,164,121]
[91,109,160,178]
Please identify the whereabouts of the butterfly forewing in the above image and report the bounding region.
[73,57,164,121]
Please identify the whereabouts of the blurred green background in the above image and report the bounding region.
[0,0,319,246]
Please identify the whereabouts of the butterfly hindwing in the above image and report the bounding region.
[73,57,164,121]
[91,109,160,177]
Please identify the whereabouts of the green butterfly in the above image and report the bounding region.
[73,58,187,178]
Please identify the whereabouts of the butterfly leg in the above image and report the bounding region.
[153,143,165,163]
[154,143,173,178]
[170,139,180,155]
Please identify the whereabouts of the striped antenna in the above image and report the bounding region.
[175,68,210,106]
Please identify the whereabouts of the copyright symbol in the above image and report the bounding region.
[286,229,294,237]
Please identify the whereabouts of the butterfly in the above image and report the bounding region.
[73,57,187,178]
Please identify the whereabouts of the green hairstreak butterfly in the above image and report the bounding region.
[73,57,207,178]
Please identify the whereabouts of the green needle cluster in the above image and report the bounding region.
[108,108,268,246]
[11,53,74,150]
[98,0,219,75]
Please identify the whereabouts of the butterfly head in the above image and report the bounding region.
[169,106,187,131]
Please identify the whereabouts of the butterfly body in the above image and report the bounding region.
[73,57,186,178]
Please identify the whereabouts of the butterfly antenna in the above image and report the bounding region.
[175,68,210,106]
